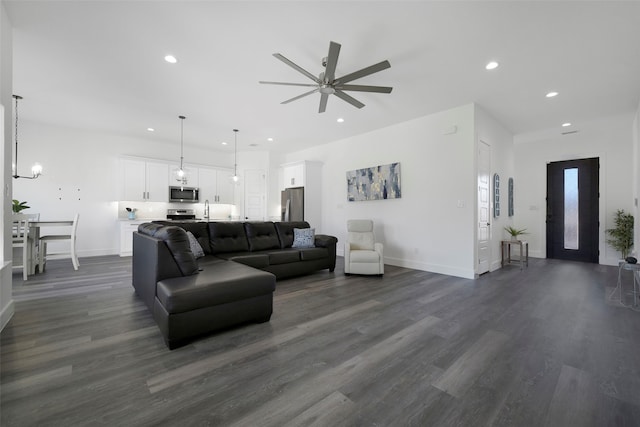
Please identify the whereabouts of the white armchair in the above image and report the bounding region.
[344,219,384,275]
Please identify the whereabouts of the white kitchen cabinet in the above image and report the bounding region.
[168,163,198,187]
[280,161,323,228]
[282,162,305,188]
[119,220,146,256]
[120,158,169,202]
[198,167,234,204]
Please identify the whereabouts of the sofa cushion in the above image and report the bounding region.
[156,261,276,314]
[299,247,328,261]
[274,221,311,248]
[209,222,250,254]
[225,253,270,269]
[267,249,300,265]
[153,226,199,276]
[292,227,315,248]
[152,221,211,254]
[244,222,281,252]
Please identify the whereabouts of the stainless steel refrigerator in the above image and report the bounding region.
[281,187,304,221]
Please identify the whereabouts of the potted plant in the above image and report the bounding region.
[12,199,30,213]
[504,226,528,241]
[606,209,634,259]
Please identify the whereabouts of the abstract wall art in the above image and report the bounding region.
[346,162,401,202]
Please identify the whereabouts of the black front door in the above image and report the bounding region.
[546,158,599,263]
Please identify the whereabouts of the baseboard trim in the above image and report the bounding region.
[0,299,14,331]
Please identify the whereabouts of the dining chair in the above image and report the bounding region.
[12,214,31,280]
[39,213,80,272]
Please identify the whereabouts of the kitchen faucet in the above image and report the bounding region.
[204,199,210,220]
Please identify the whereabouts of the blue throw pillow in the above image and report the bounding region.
[292,228,315,248]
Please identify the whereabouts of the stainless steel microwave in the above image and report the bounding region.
[169,186,199,203]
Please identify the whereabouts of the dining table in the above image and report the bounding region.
[26,220,74,275]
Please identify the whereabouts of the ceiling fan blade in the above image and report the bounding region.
[259,81,318,87]
[273,53,320,83]
[334,89,365,109]
[335,60,391,84]
[319,93,329,113]
[336,84,393,93]
[323,41,341,82]
[281,88,319,105]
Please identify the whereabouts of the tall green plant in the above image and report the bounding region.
[606,209,634,259]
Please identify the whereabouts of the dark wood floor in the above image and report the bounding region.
[2,256,640,426]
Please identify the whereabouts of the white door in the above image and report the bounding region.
[244,169,266,220]
[477,140,491,274]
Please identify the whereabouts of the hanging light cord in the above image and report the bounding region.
[13,95,22,179]
[233,129,238,177]
[12,94,40,179]
[179,115,186,171]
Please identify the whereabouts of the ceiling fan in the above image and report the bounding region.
[259,41,392,113]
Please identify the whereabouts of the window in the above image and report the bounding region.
[564,168,579,250]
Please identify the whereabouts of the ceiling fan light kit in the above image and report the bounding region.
[260,41,392,113]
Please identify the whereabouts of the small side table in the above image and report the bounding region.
[615,261,640,308]
[501,240,529,270]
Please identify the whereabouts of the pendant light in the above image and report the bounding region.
[232,129,239,182]
[12,94,42,179]
[176,115,186,184]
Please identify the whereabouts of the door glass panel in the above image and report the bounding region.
[564,168,579,250]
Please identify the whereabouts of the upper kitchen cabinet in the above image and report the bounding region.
[120,158,169,202]
[281,161,322,190]
[168,163,198,187]
[282,162,305,188]
[198,167,235,204]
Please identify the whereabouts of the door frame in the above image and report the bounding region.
[476,139,491,276]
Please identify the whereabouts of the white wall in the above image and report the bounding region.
[274,103,478,279]
[474,104,515,272]
[12,120,234,257]
[514,113,634,265]
[1,0,14,331]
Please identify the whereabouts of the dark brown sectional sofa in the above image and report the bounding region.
[132,221,337,349]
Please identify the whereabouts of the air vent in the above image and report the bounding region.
[561,130,579,135]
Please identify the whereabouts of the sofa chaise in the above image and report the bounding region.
[132,221,337,349]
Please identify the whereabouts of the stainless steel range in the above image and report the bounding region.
[166,208,196,220]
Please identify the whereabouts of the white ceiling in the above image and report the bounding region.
[5,1,640,154]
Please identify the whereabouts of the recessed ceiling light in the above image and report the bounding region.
[337,118,344,123]
[546,91,559,98]
[147,127,155,132]
[562,122,572,127]
[164,55,177,64]
[485,61,499,70]
[221,141,228,145]
[267,137,274,142]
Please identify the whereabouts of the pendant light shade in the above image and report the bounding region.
[176,115,186,183]
[232,129,239,182]
[12,95,42,179]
